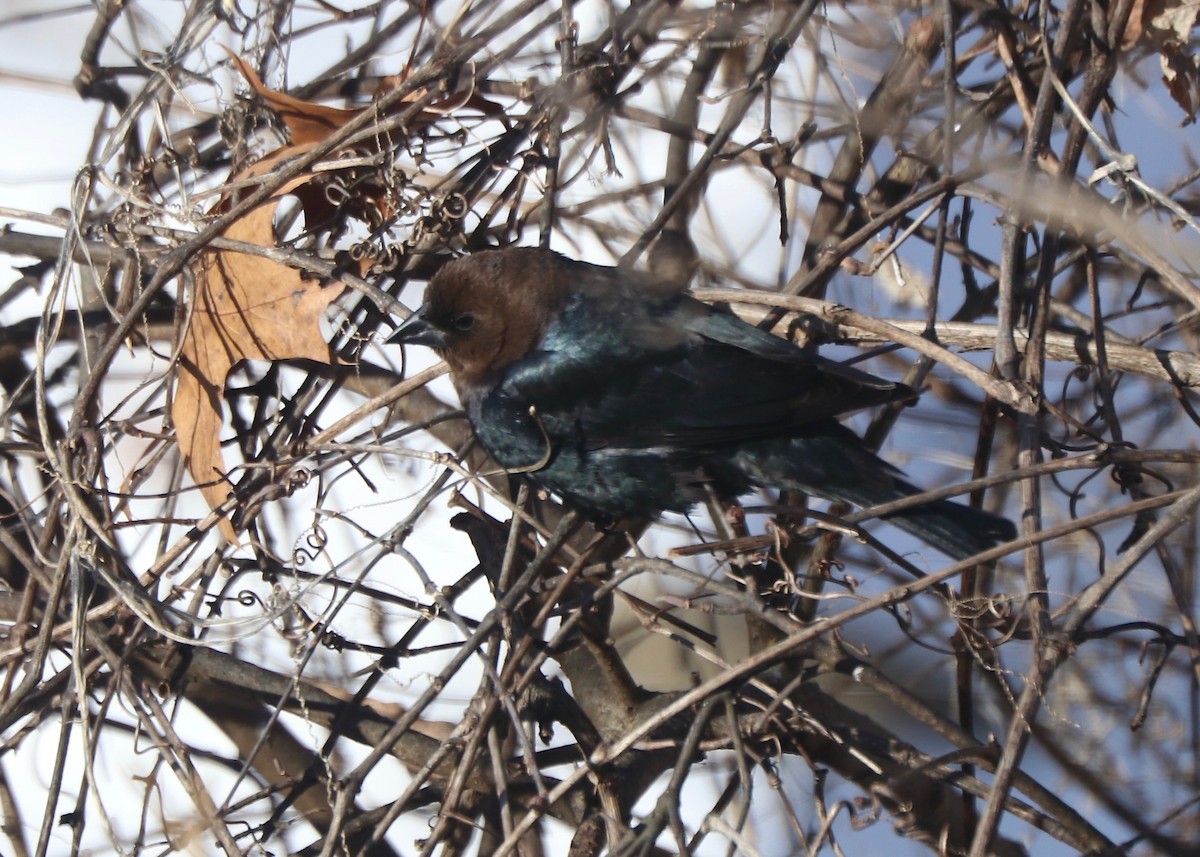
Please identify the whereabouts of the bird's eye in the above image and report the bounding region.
[451,313,476,332]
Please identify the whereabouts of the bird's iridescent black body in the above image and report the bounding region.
[392,247,1014,560]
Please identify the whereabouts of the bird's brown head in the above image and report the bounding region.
[390,248,572,393]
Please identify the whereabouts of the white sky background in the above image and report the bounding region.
[1,1,1198,855]
[0,5,99,218]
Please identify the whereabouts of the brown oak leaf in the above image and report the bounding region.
[172,169,343,542]
[227,52,502,146]
[1122,0,1200,122]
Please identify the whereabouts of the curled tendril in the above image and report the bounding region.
[362,202,384,230]
[238,590,265,609]
[293,524,328,567]
[376,243,405,272]
[414,215,438,238]
[324,177,352,206]
[440,193,468,219]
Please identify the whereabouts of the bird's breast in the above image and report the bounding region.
[469,389,712,518]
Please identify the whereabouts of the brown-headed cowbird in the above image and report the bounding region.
[390,247,1014,559]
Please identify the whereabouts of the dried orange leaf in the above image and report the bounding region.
[228,54,364,146]
[1124,0,1200,121]
[172,172,344,541]
[227,51,504,147]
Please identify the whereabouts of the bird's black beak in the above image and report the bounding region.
[388,306,445,349]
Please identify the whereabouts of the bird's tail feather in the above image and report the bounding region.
[837,481,1015,561]
[731,430,1015,562]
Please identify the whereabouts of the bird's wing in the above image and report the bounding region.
[502,290,914,451]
